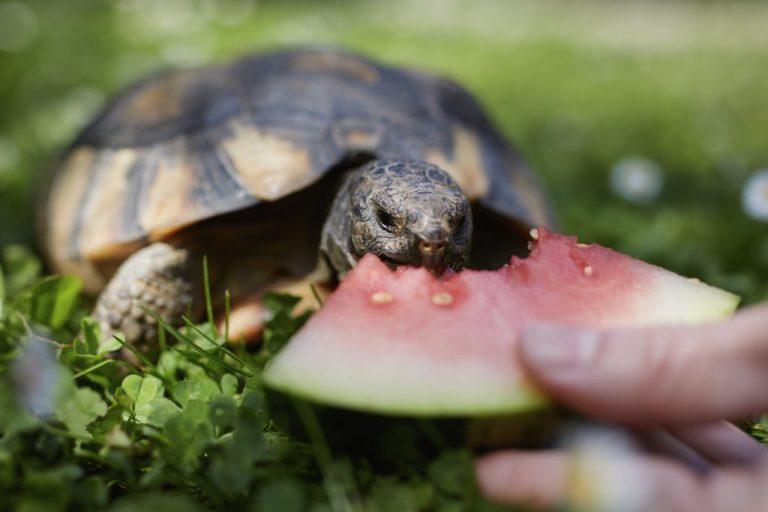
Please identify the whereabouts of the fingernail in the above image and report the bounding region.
[520,324,601,370]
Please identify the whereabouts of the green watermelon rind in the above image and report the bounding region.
[262,290,738,417]
[262,365,552,417]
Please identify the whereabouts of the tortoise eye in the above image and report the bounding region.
[376,207,398,232]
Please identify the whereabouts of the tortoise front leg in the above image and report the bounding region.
[93,243,195,345]
[221,275,332,345]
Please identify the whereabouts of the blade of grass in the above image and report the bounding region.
[169,328,246,376]
[72,359,113,379]
[156,314,253,377]
[141,305,254,376]
[310,283,324,308]
[202,256,215,331]
[111,335,158,374]
[293,399,360,512]
[181,315,224,351]
[223,289,231,343]
[158,323,167,353]
[180,314,256,373]
[0,263,5,319]
[181,316,252,368]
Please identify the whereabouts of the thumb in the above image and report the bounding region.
[519,305,768,425]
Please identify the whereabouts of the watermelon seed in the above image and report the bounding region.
[529,228,539,240]
[431,292,454,306]
[371,291,394,304]
[583,266,594,277]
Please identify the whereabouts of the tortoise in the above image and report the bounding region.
[39,47,554,344]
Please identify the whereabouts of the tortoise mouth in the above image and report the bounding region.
[377,253,407,269]
[375,253,450,277]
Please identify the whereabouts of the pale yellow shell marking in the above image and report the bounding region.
[343,129,381,150]
[45,147,107,293]
[429,126,551,227]
[79,148,138,260]
[425,126,489,200]
[292,52,380,83]
[139,138,200,239]
[512,172,550,226]
[221,120,313,200]
[119,69,198,124]
[46,148,93,262]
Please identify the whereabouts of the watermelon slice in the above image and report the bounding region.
[263,229,738,417]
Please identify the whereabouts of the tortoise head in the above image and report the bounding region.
[322,160,472,276]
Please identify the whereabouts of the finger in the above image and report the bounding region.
[634,429,712,473]
[476,449,697,511]
[475,450,566,508]
[707,462,768,512]
[667,422,768,467]
[635,422,767,469]
[519,304,768,425]
[475,449,768,512]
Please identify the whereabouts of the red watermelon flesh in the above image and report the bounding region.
[263,229,739,417]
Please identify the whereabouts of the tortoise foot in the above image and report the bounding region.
[93,243,194,347]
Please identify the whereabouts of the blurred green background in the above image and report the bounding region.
[1,0,767,303]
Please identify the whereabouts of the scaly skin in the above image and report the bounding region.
[93,243,194,346]
[321,159,472,276]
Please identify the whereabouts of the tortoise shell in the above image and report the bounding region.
[40,47,553,293]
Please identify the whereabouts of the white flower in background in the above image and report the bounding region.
[0,1,39,52]
[742,169,768,221]
[563,425,653,512]
[12,336,60,418]
[609,156,664,204]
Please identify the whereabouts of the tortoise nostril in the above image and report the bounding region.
[419,240,446,254]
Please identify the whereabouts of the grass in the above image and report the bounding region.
[0,251,505,511]
[1,0,768,510]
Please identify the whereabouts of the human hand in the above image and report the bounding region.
[476,304,768,511]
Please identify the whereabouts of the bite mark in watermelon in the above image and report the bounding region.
[263,229,739,417]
